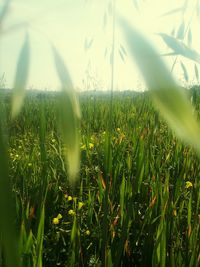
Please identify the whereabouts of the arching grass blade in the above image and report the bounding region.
[120,18,200,153]
[11,34,30,119]
[52,46,81,183]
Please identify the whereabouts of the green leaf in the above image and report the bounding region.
[161,52,177,57]
[194,64,199,82]
[120,44,127,56]
[196,2,200,18]
[158,33,200,64]
[187,28,192,47]
[119,49,125,62]
[120,18,200,153]
[171,28,175,37]
[0,104,20,267]
[159,7,183,18]
[84,38,93,51]
[2,21,29,35]
[180,61,189,82]
[120,175,126,224]
[103,12,107,29]
[36,205,45,267]
[176,21,185,40]
[187,195,192,226]
[132,0,139,10]
[52,46,80,183]
[71,216,77,242]
[108,1,113,16]
[0,0,11,25]
[12,34,30,118]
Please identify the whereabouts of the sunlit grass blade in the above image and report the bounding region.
[11,34,30,119]
[120,18,200,153]
[158,33,200,64]
[52,46,80,183]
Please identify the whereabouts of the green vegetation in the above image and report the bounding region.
[0,88,199,266]
[1,1,200,266]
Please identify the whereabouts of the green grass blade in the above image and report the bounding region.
[194,64,199,82]
[52,46,81,119]
[107,248,113,267]
[187,28,192,47]
[0,0,11,25]
[158,33,200,64]
[120,18,200,153]
[52,46,80,183]
[35,204,45,267]
[180,61,189,82]
[11,34,30,119]
[176,21,185,40]
[0,105,20,267]
[120,174,125,224]
[159,7,184,18]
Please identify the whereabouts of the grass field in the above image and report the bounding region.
[0,88,199,266]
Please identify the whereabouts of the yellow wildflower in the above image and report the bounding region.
[57,213,62,219]
[52,217,60,225]
[185,181,193,189]
[78,202,84,210]
[85,230,90,236]
[68,196,73,201]
[68,209,76,216]
[89,143,94,149]
[28,163,32,167]
[116,128,120,132]
[173,209,177,217]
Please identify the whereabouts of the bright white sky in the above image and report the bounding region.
[1,0,200,91]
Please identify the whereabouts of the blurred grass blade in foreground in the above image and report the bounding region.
[120,18,200,153]
[52,46,80,183]
[11,34,30,119]
[0,106,20,267]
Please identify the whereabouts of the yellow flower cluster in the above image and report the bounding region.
[85,230,90,236]
[78,201,84,210]
[185,181,193,189]
[68,196,73,201]
[81,143,94,150]
[89,143,94,149]
[68,209,76,216]
[52,213,62,225]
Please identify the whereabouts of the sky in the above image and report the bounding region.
[1,0,200,91]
